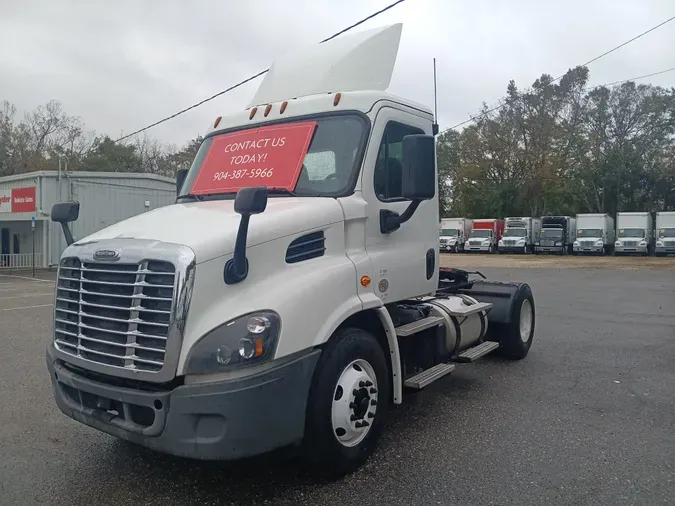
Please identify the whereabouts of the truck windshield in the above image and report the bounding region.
[658,228,675,238]
[577,229,602,237]
[440,229,459,237]
[470,229,491,238]
[503,228,525,237]
[618,228,644,238]
[179,114,367,199]
[541,229,563,239]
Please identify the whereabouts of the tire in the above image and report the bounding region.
[302,327,390,477]
[496,284,535,360]
[488,244,493,254]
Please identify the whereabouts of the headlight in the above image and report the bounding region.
[595,240,603,246]
[185,311,280,374]
[555,242,562,246]
[517,239,526,245]
[573,241,580,247]
[498,239,504,245]
[639,241,647,246]
[615,241,621,246]
[656,240,664,246]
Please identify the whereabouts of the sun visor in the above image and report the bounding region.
[248,23,403,107]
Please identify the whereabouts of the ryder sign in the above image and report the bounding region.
[190,122,316,195]
[0,187,37,213]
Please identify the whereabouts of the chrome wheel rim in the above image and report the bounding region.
[519,299,533,343]
[331,359,378,447]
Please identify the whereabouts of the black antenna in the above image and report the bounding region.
[432,58,439,136]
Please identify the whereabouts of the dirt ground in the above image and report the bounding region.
[440,252,675,270]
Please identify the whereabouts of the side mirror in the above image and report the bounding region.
[176,168,189,195]
[51,201,80,246]
[51,201,80,224]
[234,186,268,215]
[224,187,268,285]
[401,134,436,200]
[380,134,436,234]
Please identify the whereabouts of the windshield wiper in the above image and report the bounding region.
[267,188,298,197]
[177,194,204,201]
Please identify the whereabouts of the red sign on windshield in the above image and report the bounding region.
[190,121,317,195]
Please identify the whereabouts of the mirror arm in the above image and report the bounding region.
[60,223,75,246]
[224,214,251,284]
[380,199,421,234]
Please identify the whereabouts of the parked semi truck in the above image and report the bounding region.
[535,216,576,254]
[573,213,614,255]
[498,217,541,254]
[655,211,675,256]
[465,218,504,253]
[439,217,472,253]
[44,24,537,476]
[615,212,652,256]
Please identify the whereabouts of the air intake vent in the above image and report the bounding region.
[286,231,326,264]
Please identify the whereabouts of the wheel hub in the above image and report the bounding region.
[332,359,378,447]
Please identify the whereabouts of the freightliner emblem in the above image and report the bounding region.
[93,249,120,261]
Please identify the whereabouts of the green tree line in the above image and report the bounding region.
[0,100,201,178]
[437,66,675,218]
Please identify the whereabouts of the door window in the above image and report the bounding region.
[374,121,424,201]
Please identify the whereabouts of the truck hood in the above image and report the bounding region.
[74,197,345,263]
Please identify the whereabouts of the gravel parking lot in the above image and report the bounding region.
[1,259,674,506]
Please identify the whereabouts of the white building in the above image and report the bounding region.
[0,171,176,269]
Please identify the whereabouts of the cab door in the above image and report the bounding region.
[361,106,438,303]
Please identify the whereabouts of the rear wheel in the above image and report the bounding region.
[302,327,389,477]
[496,284,535,360]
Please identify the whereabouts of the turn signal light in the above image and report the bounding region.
[360,275,371,287]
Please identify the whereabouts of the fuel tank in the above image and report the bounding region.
[420,295,489,355]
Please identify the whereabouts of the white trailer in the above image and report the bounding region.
[498,217,541,254]
[44,24,537,477]
[615,212,653,256]
[655,211,675,256]
[439,217,472,252]
[573,213,614,255]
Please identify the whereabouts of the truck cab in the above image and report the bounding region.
[536,216,575,254]
[615,212,652,256]
[655,211,675,256]
[499,217,541,254]
[44,24,536,476]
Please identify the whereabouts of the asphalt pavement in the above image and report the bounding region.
[1,264,674,505]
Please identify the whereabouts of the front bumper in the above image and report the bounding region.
[535,246,565,254]
[46,346,321,460]
[574,245,604,254]
[440,243,458,252]
[615,245,648,255]
[466,244,491,252]
[499,245,528,253]
[655,245,675,255]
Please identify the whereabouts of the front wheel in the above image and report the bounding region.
[302,327,390,477]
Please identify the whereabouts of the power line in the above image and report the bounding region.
[113,0,408,144]
[602,66,675,87]
[442,64,675,133]
[443,14,675,133]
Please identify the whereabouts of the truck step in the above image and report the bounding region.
[403,363,456,390]
[454,340,500,363]
[395,316,444,337]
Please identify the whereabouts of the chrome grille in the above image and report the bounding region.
[622,240,638,247]
[54,257,176,373]
[504,239,516,246]
[469,241,482,246]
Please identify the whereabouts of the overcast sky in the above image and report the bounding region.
[1,0,674,147]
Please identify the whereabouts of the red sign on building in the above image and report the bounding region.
[11,187,36,213]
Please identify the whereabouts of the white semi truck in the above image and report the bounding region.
[655,211,675,256]
[439,217,472,253]
[498,217,541,254]
[573,213,614,255]
[44,24,536,476]
[614,212,652,256]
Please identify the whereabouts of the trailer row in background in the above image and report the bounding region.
[439,211,675,256]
